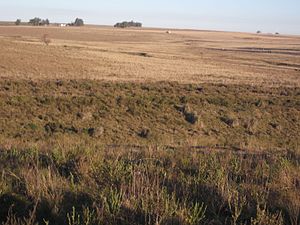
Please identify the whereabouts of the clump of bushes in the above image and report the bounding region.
[28,17,50,26]
[114,20,142,28]
[175,104,199,125]
[15,19,21,26]
[68,18,84,26]
[138,128,150,138]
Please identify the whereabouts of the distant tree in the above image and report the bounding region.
[40,19,50,26]
[256,30,261,34]
[29,17,42,26]
[28,17,50,26]
[275,32,279,35]
[74,18,84,26]
[15,19,21,26]
[44,19,50,25]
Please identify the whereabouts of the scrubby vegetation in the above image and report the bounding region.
[41,34,51,46]
[0,80,299,150]
[0,80,299,224]
[0,145,299,225]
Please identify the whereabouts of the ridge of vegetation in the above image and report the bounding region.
[0,80,299,152]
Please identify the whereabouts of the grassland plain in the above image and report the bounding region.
[0,26,300,225]
[0,26,300,86]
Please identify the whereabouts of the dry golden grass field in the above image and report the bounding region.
[0,26,300,225]
[0,26,300,86]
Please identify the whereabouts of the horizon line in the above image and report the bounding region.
[0,20,299,36]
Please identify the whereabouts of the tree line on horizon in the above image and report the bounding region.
[15,18,84,26]
[15,18,141,28]
[114,20,142,28]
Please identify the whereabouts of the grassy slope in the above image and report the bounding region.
[0,79,299,224]
[0,79,299,151]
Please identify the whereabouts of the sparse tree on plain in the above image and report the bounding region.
[74,18,84,26]
[29,17,42,26]
[29,18,50,26]
[15,19,21,26]
[42,19,50,26]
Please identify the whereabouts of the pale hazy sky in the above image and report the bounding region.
[1,0,300,34]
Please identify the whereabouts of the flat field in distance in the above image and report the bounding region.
[0,26,300,225]
[0,26,299,86]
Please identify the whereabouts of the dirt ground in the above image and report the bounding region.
[0,26,299,87]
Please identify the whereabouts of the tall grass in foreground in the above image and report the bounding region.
[0,146,299,225]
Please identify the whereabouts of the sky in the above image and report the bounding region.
[0,0,300,34]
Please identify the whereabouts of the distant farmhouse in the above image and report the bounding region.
[114,20,142,28]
